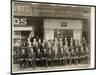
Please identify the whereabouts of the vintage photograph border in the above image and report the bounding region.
[11,0,96,75]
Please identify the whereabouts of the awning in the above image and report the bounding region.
[13,26,33,31]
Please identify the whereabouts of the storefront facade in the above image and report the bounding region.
[44,19,82,41]
[13,16,33,47]
[12,1,91,47]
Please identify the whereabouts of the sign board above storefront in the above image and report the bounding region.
[13,3,33,16]
[14,17,27,25]
[33,8,83,17]
[13,2,90,18]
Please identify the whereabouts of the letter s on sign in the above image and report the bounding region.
[20,18,27,25]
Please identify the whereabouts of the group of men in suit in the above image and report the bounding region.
[13,36,90,68]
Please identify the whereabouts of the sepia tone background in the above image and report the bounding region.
[0,0,96,75]
[11,1,95,73]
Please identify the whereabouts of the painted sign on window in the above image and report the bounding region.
[61,22,68,27]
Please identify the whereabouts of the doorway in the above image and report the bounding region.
[54,29,73,40]
[21,31,30,41]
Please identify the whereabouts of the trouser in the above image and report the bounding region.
[19,57,26,68]
[27,58,36,67]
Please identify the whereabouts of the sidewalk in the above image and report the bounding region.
[12,63,90,73]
